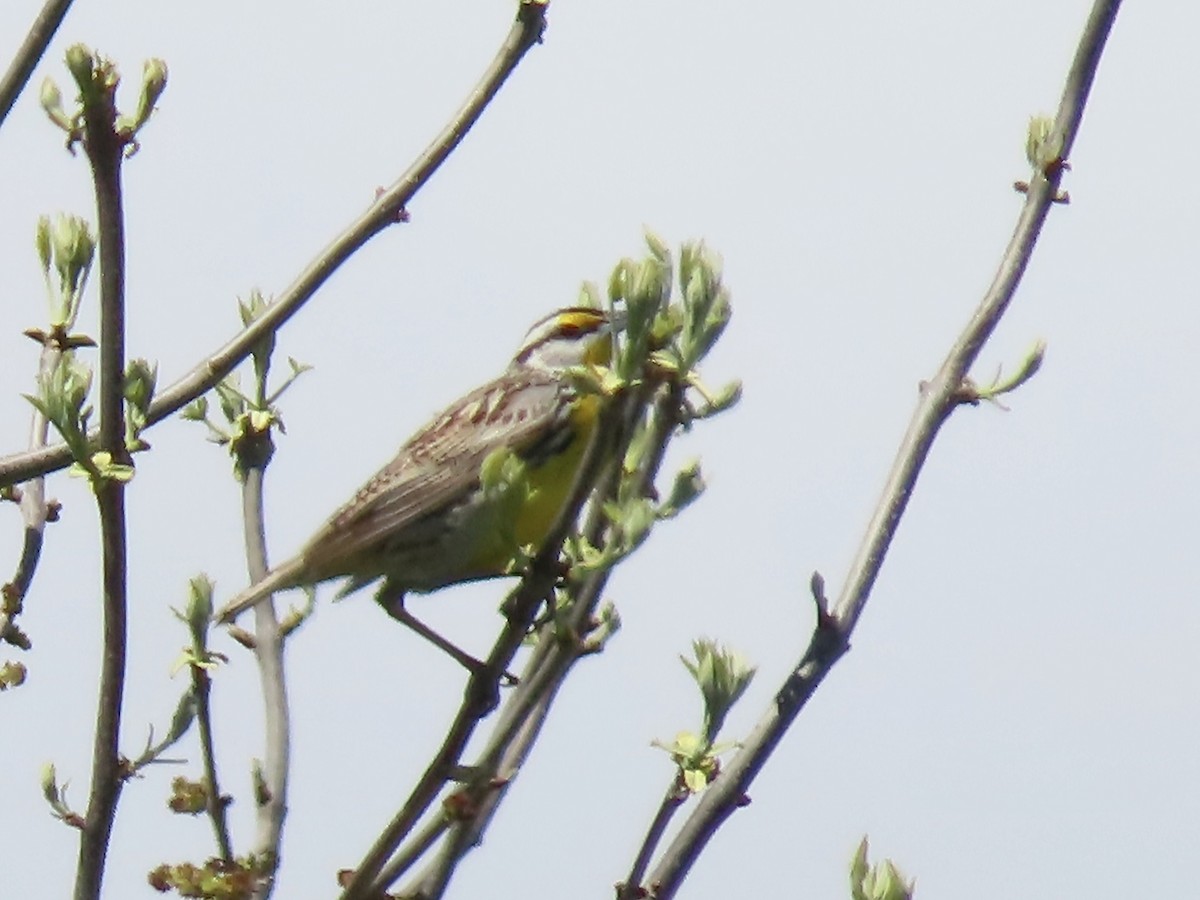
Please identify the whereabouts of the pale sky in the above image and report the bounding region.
[0,2,1196,898]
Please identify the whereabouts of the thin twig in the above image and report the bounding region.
[618,780,687,900]
[369,815,451,889]
[1,339,61,647]
[74,63,131,900]
[243,463,291,898]
[0,0,75,129]
[0,0,551,490]
[190,663,233,861]
[644,2,1123,896]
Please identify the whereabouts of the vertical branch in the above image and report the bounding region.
[1,343,60,646]
[0,0,76,128]
[73,55,130,900]
[242,462,292,895]
[190,655,234,860]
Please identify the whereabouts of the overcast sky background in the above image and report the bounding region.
[1,2,1196,898]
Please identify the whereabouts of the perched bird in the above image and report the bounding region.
[213,306,618,667]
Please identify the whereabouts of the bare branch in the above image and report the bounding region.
[641,2,1123,896]
[1,337,63,646]
[190,661,234,863]
[243,463,292,898]
[73,50,131,900]
[617,782,688,900]
[0,0,75,129]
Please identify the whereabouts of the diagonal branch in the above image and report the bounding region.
[0,0,550,490]
[0,0,75,129]
[642,1,1123,896]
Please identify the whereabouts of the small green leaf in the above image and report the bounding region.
[658,460,706,519]
[682,639,757,745]
[180,397,208,422]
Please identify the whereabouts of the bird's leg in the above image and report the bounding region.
[374,584,517,686]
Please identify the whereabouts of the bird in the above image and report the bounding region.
[212,306,619,669]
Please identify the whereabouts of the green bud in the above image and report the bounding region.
[64,44,96,93]
[577,281,601,309]
[688,378,742,422]
[597,600,621,635]
[644,229,670,264]
[180,396,208,422]
[607,259,633,306]
[850,838,915,900]
[237,288,268,327]
[237,288,277,388]
[682,639,756,745]
[630,255,670,316]
[34,353,94,422]
[564,532,609,572]
[659,460,706,518]
[675,245,730,369]
[622,416,654,476]
[39,78,74,132]
[850,838,870,900]
[608,496,655,551]
[138,58,168,118]
[116,57,169,137]
[62,357,93,414]
[214,375,245,423]
[1025,114,1060,170]
[40,762,60,805]
[35,216,52,275]
[26,354,96,471]
[84,451,135,483]
[49,214,95,302]
[123,358,157,414]
[286,356,313,379]
[708,379,741,414]
[186,575,214,630]
[871,861,914,900]
[652,730,720,795]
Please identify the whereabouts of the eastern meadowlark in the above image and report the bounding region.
[213,306,618,666]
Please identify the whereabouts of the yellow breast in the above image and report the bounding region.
[468,392,602,573]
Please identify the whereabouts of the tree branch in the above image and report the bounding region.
[642,2,1123,896]
[190,656,234,862]
[243,463,292,898]
[0,0,75,129]
[0,0,550,490]
[74,55,131,900]
[1,339,61,648]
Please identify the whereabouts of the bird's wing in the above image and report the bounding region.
[298,370,573,579]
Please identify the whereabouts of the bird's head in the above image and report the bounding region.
[511,306,621,372]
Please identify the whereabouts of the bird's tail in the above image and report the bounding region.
[212,557,308,625]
